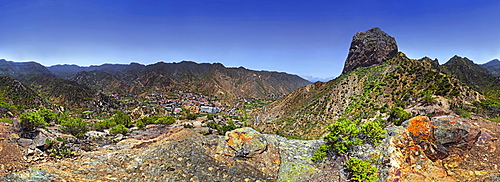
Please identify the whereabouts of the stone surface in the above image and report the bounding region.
[385,115,500,182]
[224,127,268,157]
[3,115,500,182]
[342,27,398,74]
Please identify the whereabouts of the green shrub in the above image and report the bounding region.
[45,137,75,159]
[94,119,117,130]
[0,118,13,124]
[135,120,145,129]
[113,111,131,127]
[138,116,159,125]
[222,123,238,133]
[19,111,47,131]
[312,144,329,162]
[312,118,386,162]
[360,119,386,145]
[155,116,175,124]
[489,118,500,123]
[208,122,239,135]
[473,99,500,109]
[460,112,471,117]
[345,157,378,182]
[208,122,222,133]
[94,111,132,130]
[389,106,411,126]
[38,109,58,123]
[110,124,128,135]
[186,114,198,120]
[207,114,216,120]
[323,119,362,154]
[60,117,89,137]
[420,90,436,105]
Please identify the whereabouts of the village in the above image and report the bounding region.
[106,90,270,123]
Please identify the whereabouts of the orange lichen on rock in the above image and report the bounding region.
[224,127,268,157]
[406,116,433,141]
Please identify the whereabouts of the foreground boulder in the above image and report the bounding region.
[385,115,500,181]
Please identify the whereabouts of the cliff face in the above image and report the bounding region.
[342,27,398,74]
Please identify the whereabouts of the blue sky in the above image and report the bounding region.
[1,0,500,81]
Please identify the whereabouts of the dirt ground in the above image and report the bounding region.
[0,122,27,175]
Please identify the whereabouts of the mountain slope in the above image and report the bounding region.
[0,75,56,117]
[0,59,123,112]
[481,59,500,75]
[251,28,484,139]
[0,59,55,82]
[441,56,500,98]
[252,53,483,139]
[50,61,311,103]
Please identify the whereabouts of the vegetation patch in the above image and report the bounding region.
[345,157,379,182]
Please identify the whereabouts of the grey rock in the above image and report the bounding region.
[342,27,398,74]
[17,138,34,148]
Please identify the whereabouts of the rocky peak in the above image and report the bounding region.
[341,27,398,74]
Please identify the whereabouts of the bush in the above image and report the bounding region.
[0,118,13,124]
[207,114,216,120]
[389,106,411,126]
[323,119,362,154]
[38,109,58,124]
[312,118,386,162]
[94,111,132,130]
[113,111,131,127]
[360,119,386,145]
[489,118,500,123]
[186,114,198,120]
[345,157,378,182]
[110,124,128,135]
[94,119,117,131]
[135,120,145,129]
[19,111,47,131]
[460,112,471,117]
[312,144,329,162]
[45,137,75,159]
[137,116,159,125]
[60,117,89,137]
[208,122,239,135]
[155,116,175,124]
[420,90,436,105]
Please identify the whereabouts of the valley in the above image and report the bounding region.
[1,27,500,181]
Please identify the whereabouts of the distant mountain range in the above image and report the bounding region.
[441,56,500,98]
[481,59,500,75]
[0,59,310,111]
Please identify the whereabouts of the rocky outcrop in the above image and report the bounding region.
[384,115,500,181]
[342,27,398,74]
[1,127,324,181]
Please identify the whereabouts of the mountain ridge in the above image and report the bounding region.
[48,61,311,104]
[481,58,500,75]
